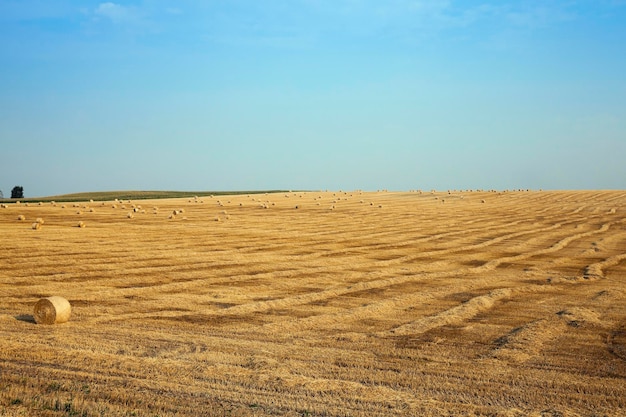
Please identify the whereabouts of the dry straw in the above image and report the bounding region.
[33,296,71,324]
[17,214,25,221]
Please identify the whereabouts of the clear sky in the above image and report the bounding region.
[1,1,625,197]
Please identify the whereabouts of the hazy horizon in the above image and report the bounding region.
[1,1,625,197]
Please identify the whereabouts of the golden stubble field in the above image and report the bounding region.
[1,190,625,417]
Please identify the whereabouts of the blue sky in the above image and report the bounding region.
[1,1,625,197]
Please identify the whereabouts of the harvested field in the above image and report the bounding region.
[1,190,625,416]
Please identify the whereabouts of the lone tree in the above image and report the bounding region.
[11,186,24,199]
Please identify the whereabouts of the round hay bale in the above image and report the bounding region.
[33,296,71,324]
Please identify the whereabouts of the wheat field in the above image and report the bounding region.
[1,190,625,416]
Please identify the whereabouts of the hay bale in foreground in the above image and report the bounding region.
[33,296,71,324]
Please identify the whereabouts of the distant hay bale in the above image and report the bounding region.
[77,221,85,228]
[32,222,41,230]
[35,218,44,224]
[17,214,26,221]
[127,212,134,219]
[34,296,71,325]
